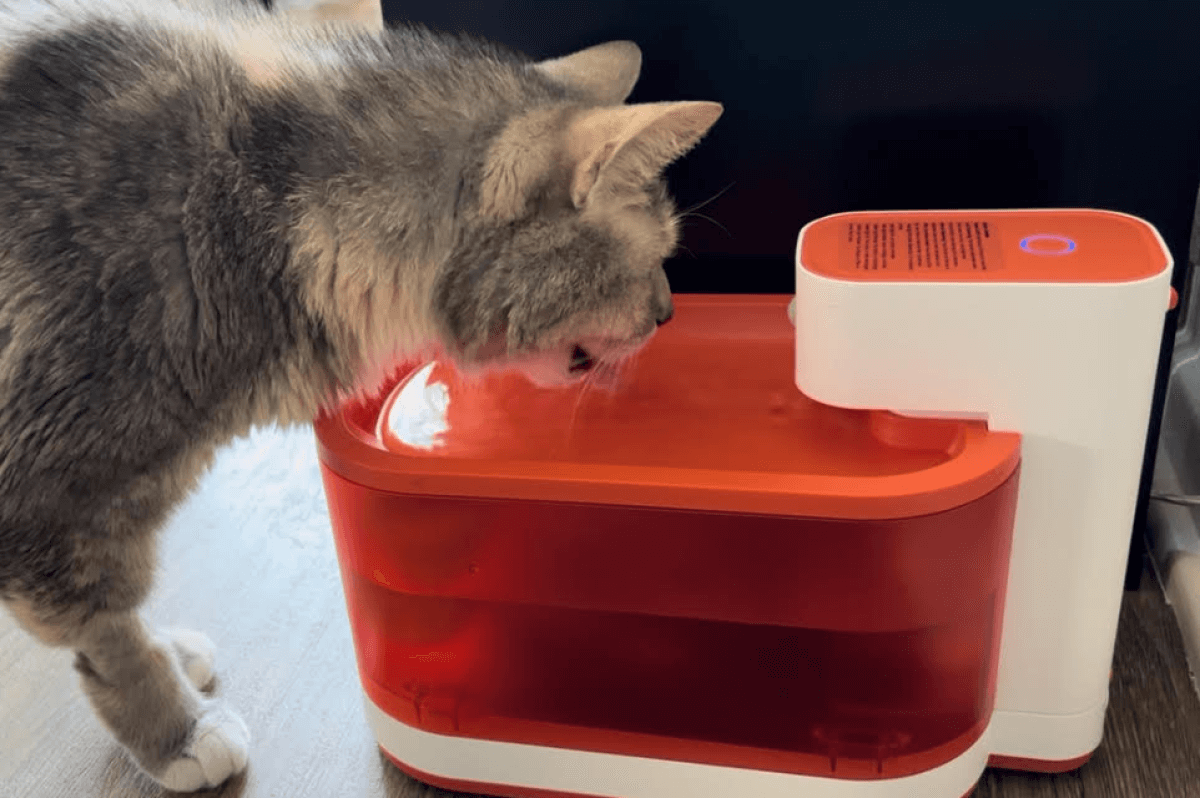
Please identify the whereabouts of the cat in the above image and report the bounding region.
[0,0,722,790]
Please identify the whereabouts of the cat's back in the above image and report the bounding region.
[0,0,366,314]
[0,1,255,320]
[0,1,329,515]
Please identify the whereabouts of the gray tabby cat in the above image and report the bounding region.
[0,0,721,790]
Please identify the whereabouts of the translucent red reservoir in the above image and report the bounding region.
[314,294,1021,781]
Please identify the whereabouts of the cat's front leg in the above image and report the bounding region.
[72,614,250,791]
[5,575,248,791]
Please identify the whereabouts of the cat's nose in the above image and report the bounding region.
[654,297,674,327]
[650,270,674,327]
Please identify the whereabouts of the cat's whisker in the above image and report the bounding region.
[679,181,734,217]
[565,367,602,444]
[618,351,641,387]
[679,211,732,238]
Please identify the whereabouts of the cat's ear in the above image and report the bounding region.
[273,0,384,31]
[534,41,643,106]
[566,101,723,209]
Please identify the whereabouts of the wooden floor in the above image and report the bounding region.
[2,427,1199,798]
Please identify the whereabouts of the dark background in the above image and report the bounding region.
[377,0,1200,584]
[379,0,1200,292]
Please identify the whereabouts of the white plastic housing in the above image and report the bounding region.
[793,209,1174,763]
[365,694,987,798]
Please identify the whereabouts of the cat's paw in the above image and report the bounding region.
[154,705,250,792]
[164,629,217,692]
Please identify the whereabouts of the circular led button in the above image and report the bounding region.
[1020,234,1077,255]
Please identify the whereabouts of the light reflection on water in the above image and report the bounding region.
[375,362,450,451]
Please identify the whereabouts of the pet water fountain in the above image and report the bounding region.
[314,208,1173,797]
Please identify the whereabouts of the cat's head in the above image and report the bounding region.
[431,43,723,386]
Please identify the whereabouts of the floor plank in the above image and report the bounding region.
[2,427,1199,798]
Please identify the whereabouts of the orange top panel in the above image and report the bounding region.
[800,209,1170,283]
[315,295,1020,520]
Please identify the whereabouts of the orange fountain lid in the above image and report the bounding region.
[316,295,1020,520]
[800,209,1169,283]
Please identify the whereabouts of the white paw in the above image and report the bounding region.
[164,629,217,691]
[156,706,250,792]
